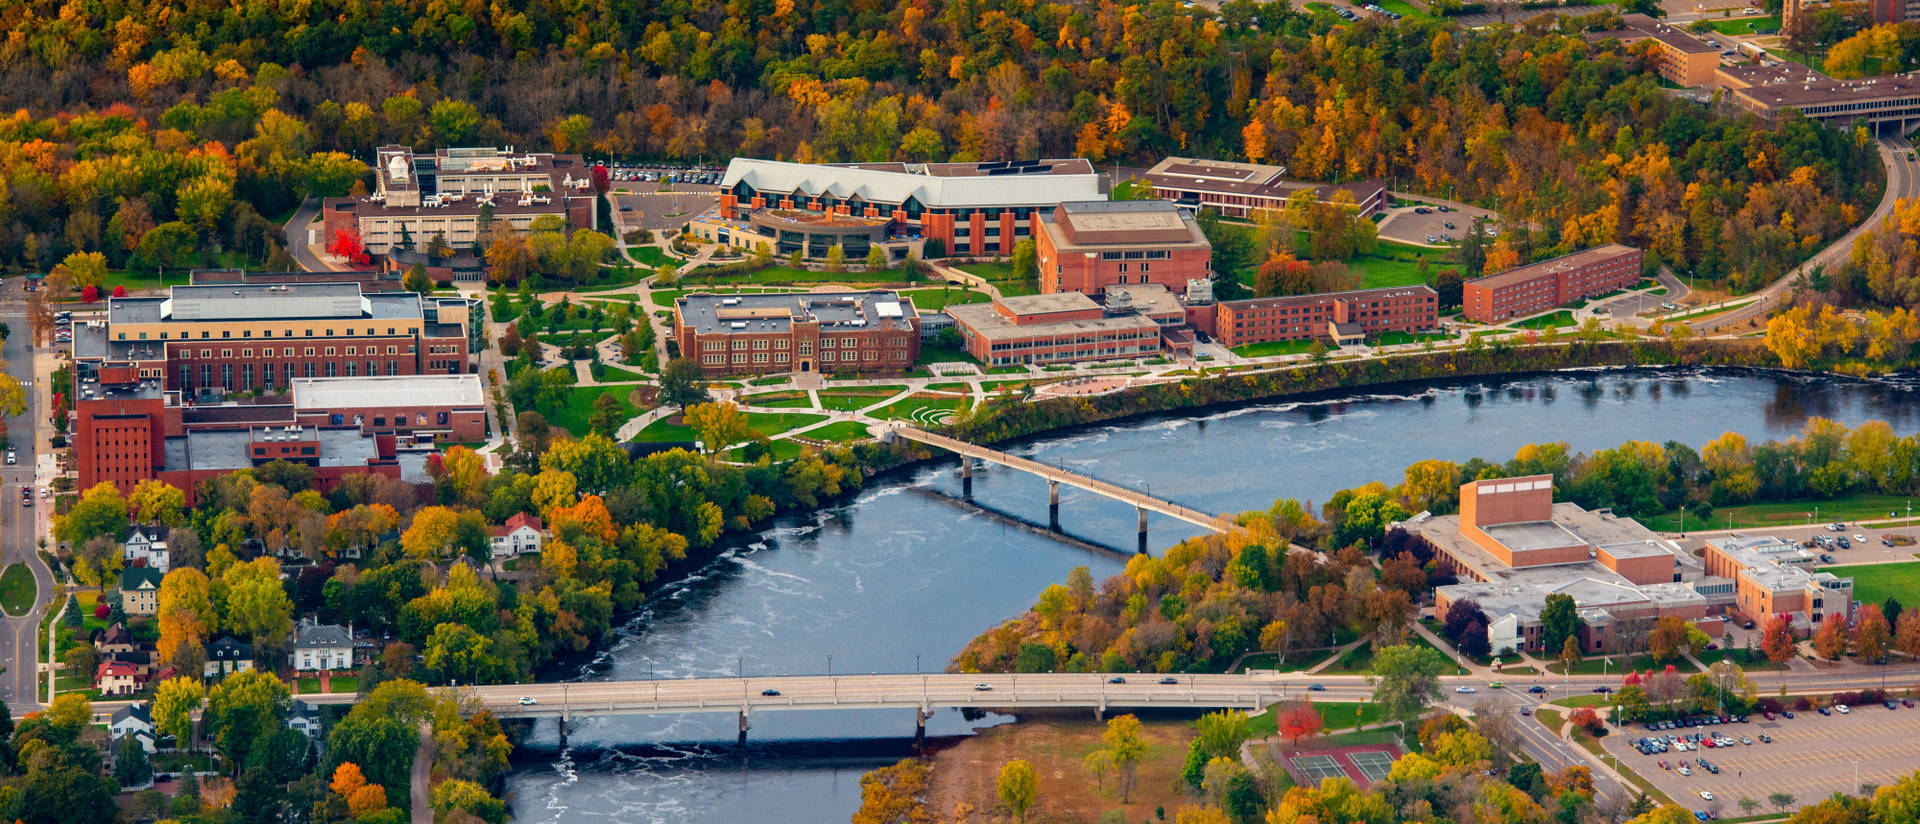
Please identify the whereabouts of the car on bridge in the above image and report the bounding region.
[973,683,993,691]
[518,697,537,705]
[1159,677,1178,685]
[761,689,781,696]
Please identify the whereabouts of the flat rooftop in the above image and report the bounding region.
[1729,67,1920,108]
[1466,244,1639,291]
[832,159,1096,178]
[1584,13,1717,55]
[1221,284,1436,312]
[163,427,380,473]
[676,291,918,336]
[292,375,485,409]
[1044,200,1208,248]
[997,292,1101,315]
[1482,520,1584,552]
[948,301,1159,338]
[1143,156,1385,203]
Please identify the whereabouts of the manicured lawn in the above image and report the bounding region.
[807,421,877,442]
[1644,493,1918,532]
[1696,647,1785,671]
[1376,0,1428,18]
[954,261,1039,296]
[1231,339,1322,358]
[696,266,911,285]
[632,418,700,444]
[629,246,675,267]
[1544,654,1658,676]
[1659,298,1760,324]
[0,564,35,617]
[898,287,991,310]
[101,270,193,294]
[1370,330,1452,346]
[296,675,360,694]
[548,385,640,437]
[916,343,980,365]
[740,391,815,409]
[1707,14,1778,33]
[744,412,828,439]
[818,386,907,412]
[1513,310,1576,330]
[1817,561,1920,611]
[869,395,969,425]
[1554,694,1615,709]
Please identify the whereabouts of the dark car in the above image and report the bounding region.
[1888,700,1900,710]
[1818,706,1831,715]
[1108,677,1127,684]
[761,689,781,696]
[1308,684,1326,691]
[1593,686,1613,694]
[1159,677,1178,685]
[1529,686,1547,694]
[1783,710,1795,718]
[1759,734,1771,743]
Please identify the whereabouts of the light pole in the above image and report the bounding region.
[915,652,921,674]
[827,654,833,677]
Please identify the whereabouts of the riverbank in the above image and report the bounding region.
[921,712,1198,824]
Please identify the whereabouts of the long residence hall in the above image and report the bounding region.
[1404,474,1854,656]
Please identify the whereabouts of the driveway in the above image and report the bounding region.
[283,198,328,272]
[1376,200,1500,248]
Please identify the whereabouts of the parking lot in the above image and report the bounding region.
[1673,522,1920,568]
[1602,705,1920,812]
[1375,201,1500,248]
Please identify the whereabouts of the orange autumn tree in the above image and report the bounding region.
[1274,700,1324,745]
[331,762,388,816]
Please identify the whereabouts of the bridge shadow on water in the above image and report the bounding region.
[906,486,1140,557]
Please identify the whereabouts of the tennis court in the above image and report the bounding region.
[1291,754,1349,783]
[1349,751,1395,782]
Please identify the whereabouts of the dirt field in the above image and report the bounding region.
[926,713,1202,823]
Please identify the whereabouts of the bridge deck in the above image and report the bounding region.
[891,426,1231,532]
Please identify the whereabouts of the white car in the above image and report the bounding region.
[1678,765,1691,776]
[1700,791,1715,801]
[518,696,538,705]
[1837,704,1850,714]
[1455,686,1477,694]
[1854,534,1867,544]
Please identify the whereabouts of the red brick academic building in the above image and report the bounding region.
[1461,245,1642,322]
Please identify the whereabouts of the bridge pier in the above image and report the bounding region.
[738,709,750,745]
[1137,507,1148,554]
[1094,703,1106,722]
[960,457,973,498]
[1048,480,1060,529]
[557,714,568,747]
[915,707,933,747]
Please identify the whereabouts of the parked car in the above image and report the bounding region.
[1855,533,1868,543]
[1837,704,1850,714]
[1456,686,1478,694]
[1759,734,1771,743]
[1818,706,1831,715]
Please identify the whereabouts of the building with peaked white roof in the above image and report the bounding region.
[716,158,1101,258]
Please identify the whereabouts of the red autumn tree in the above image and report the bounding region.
[591,163,611,193]
[1275,701,1324,745]
[81,284,100,302]
[111,284,128,297]
[328,229,371,266]
[1762,613,1797,663]
[1568,707,1604,734]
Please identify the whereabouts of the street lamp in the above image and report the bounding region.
[915,652,921,674]
[827,654,833,677]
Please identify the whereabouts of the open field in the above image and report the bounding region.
[1231,338,1321,358]
[1513,310,1576,330]
[924,715,1201,824]
[550,385,640,437]
[1816,561,1920,610]
[1645,494,1917,532]
[1706,14,1778,33]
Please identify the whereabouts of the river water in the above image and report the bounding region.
[506,367,1920,824]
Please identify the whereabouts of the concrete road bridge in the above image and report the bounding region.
[885,426,1232,551]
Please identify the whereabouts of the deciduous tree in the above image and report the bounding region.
[996,759,1038,823]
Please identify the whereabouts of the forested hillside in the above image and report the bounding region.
[0,0,1884,287]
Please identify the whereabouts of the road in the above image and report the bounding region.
[1690,136,1915,335]
[0,285,53,712]
[283,198,327,272]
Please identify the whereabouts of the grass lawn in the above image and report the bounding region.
[1697,647,1786,671]
[1320,635,1452,676]
[632,418,700,444]
[629,246,675,267]
[1645,493,1917,532]
[1554,694,1615,709]
[870,395,969,425]
[1231,338,1322,358]
[697,265,909,286]
[806,421,876,442]
[898,287,990,310]
[1371,330,1451,346]
[1707,14,1778,33]
[747,375,790,386]
[547,385,640,437]
[739,390,815,409]
[1248,701,1385,738]
[743,412,827,438]
[953,261,1040,296]
[1234,647,1341,673]
[1817,561,1920,611]
[1660,298,1760,324]
[0,564,34,617]
[101,270,193,294]
[916,343,980,365]
[930,716,1207,824]
[818,386,907,412]
[1545,654,1658,676]
[1513,310,1577,330]
[1376,0,1429,17]
[296,675,360,694]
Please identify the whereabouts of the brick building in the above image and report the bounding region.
[1033,201,1212,296]
[673,291,921,377]
[1703,535,1855,631]
[73,370,479,502]
[1583,14,1719,87]
[71,283,478,397]
[1408,475,1720,655]
[1461,245,1642,323]
[1212,285,1438,348]
[716,158,1101,259]
[1141,157,1388,218]
[322,146,598,261]
[946,292,1164,366]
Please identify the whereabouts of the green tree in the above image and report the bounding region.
[1368,643,1448,727]
[1011,238,1037,280]
[684,402,752,456]
[404,263,433,294]
[114,734,153,786]
[1193,710,1251,761]
[865,245,887,272]
[589,392,625,437]
[658,357,711,410]
[997,759,1039,823]
[826,243,847,273]
[1540,593,1582,659]
[223,559,295,644]
[204,670,292,770]
[153,676,206,749]
[54,482,129,546]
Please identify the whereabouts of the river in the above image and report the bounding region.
[506,367,1920,824]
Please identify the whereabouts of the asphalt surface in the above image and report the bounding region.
[284,197,327,272]
[0,287,51,712]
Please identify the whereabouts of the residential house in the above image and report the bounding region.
[110,702,158,754]
[97,660,142,696]
[96,622,136,654]
[489,512,545,558]
[119,567,165,616]
[289,620,355,671]
[122,524,171,572]
[288,699,324,740]
[204,636,255,679]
